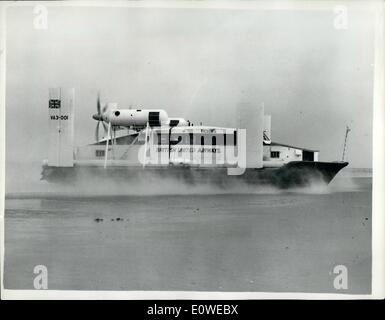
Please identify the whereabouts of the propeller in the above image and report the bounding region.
[95,120,108,142]
[93,92,108,141]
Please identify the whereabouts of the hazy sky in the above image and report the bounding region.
[6,4,375,168]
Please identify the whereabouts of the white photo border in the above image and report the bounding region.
[0,0,383,300]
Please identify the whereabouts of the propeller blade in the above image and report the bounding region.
[104,122,112,169]
[95,121,100,141]
[102,121,108,133]
[97,92,101,115]
[102,104,107,113]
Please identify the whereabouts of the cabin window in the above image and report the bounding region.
[169,120,180,127]
[154,133,233,146]
[271,151,280,158]
[157,132,170,145]
[170,135,182,145]
[189,133,194,145]
[234,131,237,146]
[114,111,120,116]
[95,150,105,157]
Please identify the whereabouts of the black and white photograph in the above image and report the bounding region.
[1,0,384,300]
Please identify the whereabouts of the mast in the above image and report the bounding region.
[341,125,351,162]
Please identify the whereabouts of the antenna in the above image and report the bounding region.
[342,125,351,162]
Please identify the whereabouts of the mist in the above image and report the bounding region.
[5,159,368,198]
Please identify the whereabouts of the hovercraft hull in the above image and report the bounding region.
[41,161,348,189]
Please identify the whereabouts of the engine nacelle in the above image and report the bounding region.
[104,109,169,127]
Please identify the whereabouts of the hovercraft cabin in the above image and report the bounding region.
[263,141,319,167]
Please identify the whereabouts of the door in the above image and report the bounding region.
[303,150,314,161]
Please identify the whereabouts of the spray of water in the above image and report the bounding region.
[5,161,367,199]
